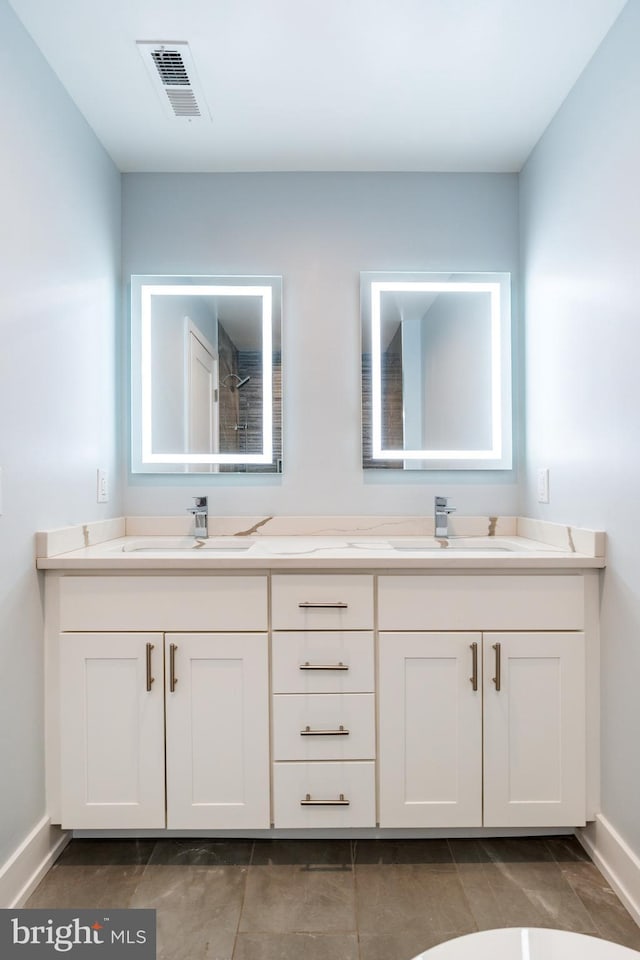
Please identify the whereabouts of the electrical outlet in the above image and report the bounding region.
[537,467,550,504]
[97,468,109,503]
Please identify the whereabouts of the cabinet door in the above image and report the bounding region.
[379,632,482,827]
[165,633,270,829]
[59,633,165,829]
[483,632,586,827]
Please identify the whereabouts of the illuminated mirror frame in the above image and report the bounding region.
[130,275,282,473]
[362,271,512,470]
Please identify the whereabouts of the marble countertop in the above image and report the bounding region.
[36,516,606,571]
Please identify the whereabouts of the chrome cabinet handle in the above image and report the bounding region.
[298,601,348,609]
[301,793,350,806]
[145,642,155,692]
[301,724,350,736]
[299,661,349,671]
[492,642,501,691]
[169,642,178,692]
[470,642,478,691]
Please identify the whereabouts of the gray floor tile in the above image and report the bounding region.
[250,839,354,867]
[130,865,247,960]
[560,860,640,951]
[476,836,556,863]
[55,838,156,866]
[356,863,475,939]
[22,836,640,958]
[240,864,355,933]
[448,838,495,864]
[25,863,146,909]
[358,929,460,960]
[355,838,453,864]
[233,931,359,960]
[149,838,253,866]
[455,859,599,933]
[545,836,591,863]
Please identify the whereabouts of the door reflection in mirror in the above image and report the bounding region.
[131,276,282,474]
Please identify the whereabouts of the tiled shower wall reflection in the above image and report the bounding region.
[362,339,403,469]
[219,333,282,472]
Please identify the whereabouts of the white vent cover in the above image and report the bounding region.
[137,41,210,120]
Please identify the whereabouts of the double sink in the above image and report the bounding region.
[122,536,516,554]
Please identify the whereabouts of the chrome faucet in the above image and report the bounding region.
[188,496,208,539]
[434,495,456,538]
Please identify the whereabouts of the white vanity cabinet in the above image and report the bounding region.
[270,575,376,828]
[43,549,601,838]
[53,575,269,830]
[377,574,588,829]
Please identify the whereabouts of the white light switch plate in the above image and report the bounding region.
[537,467,550,503]
[97,468,109,503]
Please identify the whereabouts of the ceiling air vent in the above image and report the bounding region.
[137,41,210,121]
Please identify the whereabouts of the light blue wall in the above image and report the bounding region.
[0,0,121,873]
[520,1,640,856]
[123,172,520,516]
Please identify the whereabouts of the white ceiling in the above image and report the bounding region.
[9,0,627,173]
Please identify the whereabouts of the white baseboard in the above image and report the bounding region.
[0,816,70,908]
[578,815,640,926]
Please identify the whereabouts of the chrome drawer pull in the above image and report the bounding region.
[299,661,349,671]
[301,724,350,736]
[301,793,350,806]
[298,601,349,609]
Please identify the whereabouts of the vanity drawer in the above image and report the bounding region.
[272,761,376,828]
[271,575,374,630]
[378,575,585,631]
[273,693,375,761]
[59,576,268,632]
[272,631,374,693]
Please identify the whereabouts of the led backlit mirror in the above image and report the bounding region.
[131,275,282,473]
[361,272,512,470]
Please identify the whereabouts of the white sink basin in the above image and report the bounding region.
[122,537,257,552]
[387,538,515,552]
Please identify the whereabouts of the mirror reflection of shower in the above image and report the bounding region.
[222,373,251,391]
[222,372,251,466]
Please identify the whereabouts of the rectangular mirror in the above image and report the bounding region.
[361,272,512,470]
[131,275,282,473]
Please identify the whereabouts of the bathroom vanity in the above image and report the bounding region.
[36,515,605,837]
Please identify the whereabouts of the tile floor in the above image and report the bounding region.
[25,836,640,960]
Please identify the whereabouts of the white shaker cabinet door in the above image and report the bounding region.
[483,632,586,827]
[59,633,166,829]
[379,632,483,827]
[165,633,270,829]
